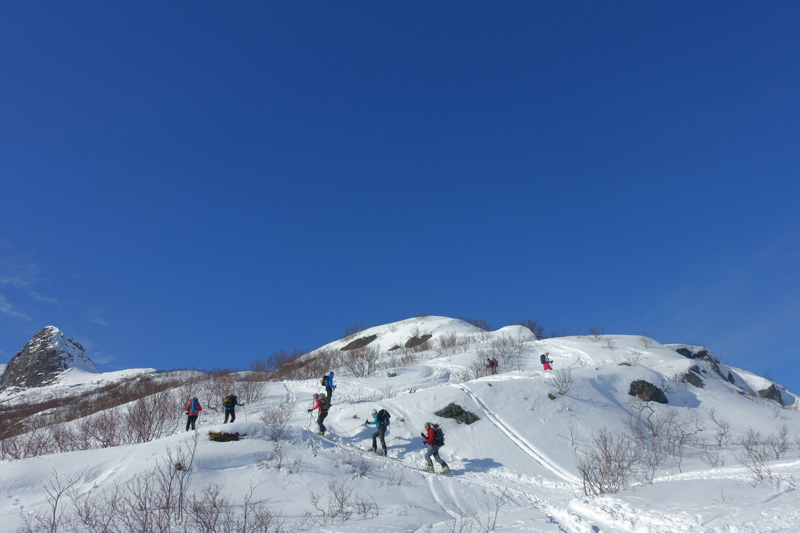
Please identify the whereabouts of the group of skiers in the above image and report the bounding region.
[183,393,244,431]
[183,352,558,469]
[486,352,555,374]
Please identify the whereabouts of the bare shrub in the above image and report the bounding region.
[261,404,294,441]
[236,376,265,404]
[589,326,606,343]
[552,367,573,396]
[513,318,544,339]
[341,345,380,377]
[126,389,178,443]
[638,335,654,349]
[735,428,773,484]
[576,428,639,495]
[461,317,492,332]
[79,409,123,448]
[601,337,617,351]
[273,347,335,381]
[705,407,731,447]
[342,322,365,340]
[700,444,725,468]
[341,454,370,477]
[17,470,83,533]
[766,425,790,459]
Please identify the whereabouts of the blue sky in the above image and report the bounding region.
[1,3,798,388]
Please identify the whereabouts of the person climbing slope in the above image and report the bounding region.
[307,392,330,435]
[421,422,449,473]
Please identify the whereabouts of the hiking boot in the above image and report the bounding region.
[441,465,450,473]
[381,449,387,456]
[423,466,434,472]
[371,448,377,453]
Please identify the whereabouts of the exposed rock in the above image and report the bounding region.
[683,366,705,388]
[340,335,378,351]
[405,334,433,349]
[434,402,480,425]
[0,326,98,391]
[629,380,668,404]
[758,384,783,404]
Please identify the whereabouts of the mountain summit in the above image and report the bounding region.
[0,326,98,391]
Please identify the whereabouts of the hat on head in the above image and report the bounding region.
[372,409,377,414]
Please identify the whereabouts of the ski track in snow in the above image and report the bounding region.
[457,383,580,485]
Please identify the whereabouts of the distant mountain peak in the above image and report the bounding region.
[0,326,98,391]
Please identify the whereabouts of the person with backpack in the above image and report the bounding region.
[421,422,449,473]
[185,397,202,431]
[365,407,390,456]
[540,352,553,371]
[222,393,244,423]
[485,358,499,375]
[321,371,336,403]
[307,392,329,435]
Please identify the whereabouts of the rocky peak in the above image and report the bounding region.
[0,326,98,391]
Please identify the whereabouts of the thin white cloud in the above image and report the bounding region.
[0,294,33,321]
[90,316,112,327]
[30,291,61,306]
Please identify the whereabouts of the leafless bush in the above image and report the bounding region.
[17,469,83,533]
[126,389,178,443]
[197,369,235,413]
[735,428,773,484]
[638,335,654,349]
[236,375,266,404]
[589,326,606,343]
[342,322,365,340]
[514,318,544,339]
[261,404,294,441]
[0,421,52,459]
[461,317,492,332]
[700,444,726,468]
[766,425,791,459]
[552,367,573,395]
[341,453,370,477]
[274,347,337,381]
[341,345,380,377]
[601,337,617,351]
[79,409,123,448]
[576,428,639,495]
[705,407,731,447]
[486,334,525,367]
[310,481,356,524]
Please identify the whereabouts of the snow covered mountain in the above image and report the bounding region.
[2,316,800,532]
[0,326,99,392]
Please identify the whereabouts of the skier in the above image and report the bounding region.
[540,352,553,371]
[365,408,390,456]
[185,397,202,431]
[485,358,499,375]
[307,392,329,435]
[421,422,449,473]
[321,371,336,403]
[222,393,244,423]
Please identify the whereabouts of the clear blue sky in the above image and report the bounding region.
[1,3,798,388]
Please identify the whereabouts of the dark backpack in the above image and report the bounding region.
[433,425,445,447]
[540,354,546,364]
[319,394,330,410]
[377,409,391,427]
[223,394,234,408]
[321,375,328,386]
[491,358,498,368]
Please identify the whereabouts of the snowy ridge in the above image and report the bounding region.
[2,316,800,532]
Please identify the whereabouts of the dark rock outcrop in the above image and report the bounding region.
[758,384,783,404]
[629,380,668,404]
[683,366,705,388]
[434,402,480,424]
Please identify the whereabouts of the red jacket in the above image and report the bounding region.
[311,397,328,413]
[185,400,202,416]
[423,427,437,446]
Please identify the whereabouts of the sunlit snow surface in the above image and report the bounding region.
[2,316,800,532]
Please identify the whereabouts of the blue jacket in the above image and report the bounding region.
[327,372,335,388]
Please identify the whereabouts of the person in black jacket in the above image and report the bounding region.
[223,393,244,423]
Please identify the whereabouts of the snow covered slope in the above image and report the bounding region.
[2,316,800,532]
